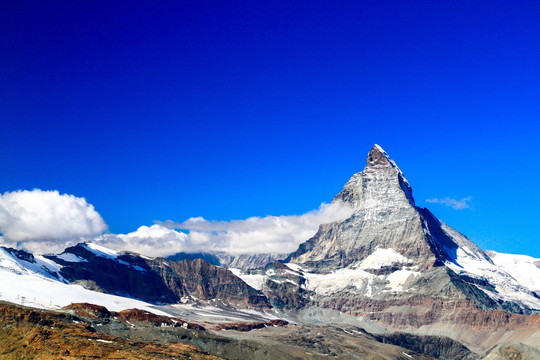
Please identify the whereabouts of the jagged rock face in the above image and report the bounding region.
[214,252,289,269]
[289,145,439,270]
[150,258,269,307]
[48,243,269,309]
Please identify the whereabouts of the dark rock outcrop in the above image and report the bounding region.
[214,319,288,332]
[375,332,476,360]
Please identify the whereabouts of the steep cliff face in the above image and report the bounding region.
[289,145,438,270]
[149,258,269,307]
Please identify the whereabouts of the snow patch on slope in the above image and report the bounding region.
[304,268,375,296]
[55,252,87,263]
[83,242,120,259]
[229,268,265,291]
[0,249,170,316]
[358,248,411,269]
[386,270,420,292]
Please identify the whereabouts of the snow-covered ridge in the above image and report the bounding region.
[0,247,64,281]
[0,245,168,314]
[420,220,540,311]
[55,252,87,263]
[82,242,121,259]
[51,242,147,272]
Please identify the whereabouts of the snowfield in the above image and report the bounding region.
[0,269,171,316]
[486,251,540,293]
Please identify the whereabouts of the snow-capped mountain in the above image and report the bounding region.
[254,145,539,315]
[225,145,540,353]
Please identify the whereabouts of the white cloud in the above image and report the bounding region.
[0,189,107,253]
[95,225,189,258]
[95,201,354,257]
[0,188,353,258]
[425,196,472,210]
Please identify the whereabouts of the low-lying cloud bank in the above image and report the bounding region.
[0,189,107,253]
[96,201,354,257]
[0,189,354,257]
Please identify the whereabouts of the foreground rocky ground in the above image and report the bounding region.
[0,301,488,359]
[0,302,221,360]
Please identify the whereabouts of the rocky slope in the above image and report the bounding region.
[481,342,540,360]
[4,300,462,360]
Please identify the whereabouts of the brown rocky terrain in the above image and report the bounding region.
[2,300,477,359]
[315,295,540,329]
[0,302,220,360]
[482,343,540,360]
[63,303,206,330]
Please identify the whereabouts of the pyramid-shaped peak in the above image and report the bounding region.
[366,144,396,168]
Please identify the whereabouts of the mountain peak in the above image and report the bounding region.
[366,144,396,169]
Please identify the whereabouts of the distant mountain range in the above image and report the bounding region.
[1,145,539,359]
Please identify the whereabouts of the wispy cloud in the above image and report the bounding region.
[425,196,472,210]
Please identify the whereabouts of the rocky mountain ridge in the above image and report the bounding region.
[0,242,269,310]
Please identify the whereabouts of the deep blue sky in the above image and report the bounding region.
[1,1,539,257]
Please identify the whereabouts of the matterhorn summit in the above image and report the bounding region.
[289,144,487,274]
[252,145,540,353]
[283,145,540,311]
